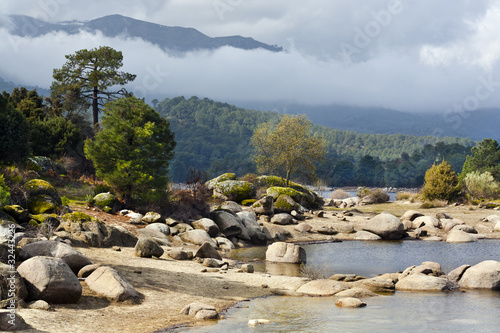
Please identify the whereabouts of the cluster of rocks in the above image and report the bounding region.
[207,174,324,213]
[348,210,499,242]
[287,259,500,308]
[0,240,140,320]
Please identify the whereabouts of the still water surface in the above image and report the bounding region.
[177,240,500,332]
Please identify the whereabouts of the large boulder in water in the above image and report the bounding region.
[21,240,92,274]
[17,256,82,304]
[395,274,454,291]
[266,242,306,264]
[445,230,477,243]
[296,279,347,296]
[458,260,500,290]
[362,213,404,240]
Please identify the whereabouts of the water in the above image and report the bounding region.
[230,240,500,278]
[317,190,398,201]
[176,240,500,332]
[186,290,500,333]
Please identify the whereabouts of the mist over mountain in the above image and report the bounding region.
[235,101,500,142]
[1,13,498,143]
[4,14,282,54]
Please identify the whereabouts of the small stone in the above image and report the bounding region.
[112,246,122,251]
[334,297,367,308]
[241,264,254,273]
[248,319,271,327]
[28,300,51,310]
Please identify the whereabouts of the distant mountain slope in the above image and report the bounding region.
[242,102,500,141]
[4,14,282,53]
[156,96,476,182]
[0,77,50,97]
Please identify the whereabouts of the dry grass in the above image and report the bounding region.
[329,189,350,199]
[419,199,448,209]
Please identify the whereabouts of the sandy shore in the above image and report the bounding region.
[17,202,500,332]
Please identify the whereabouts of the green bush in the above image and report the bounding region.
[0,175,10,207]
[421,161,461,202]
[93,183,112,196]
[464,171,500,199]
[0,95,29,162]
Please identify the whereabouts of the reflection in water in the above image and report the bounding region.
[229,240,500,278]
[195,241,500,333]
[181,291,500,333]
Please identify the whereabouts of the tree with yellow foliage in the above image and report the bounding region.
[251,114,326,187]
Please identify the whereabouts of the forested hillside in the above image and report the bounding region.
[157,96,476,187]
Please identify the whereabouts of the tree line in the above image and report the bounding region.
[156,96,476,187]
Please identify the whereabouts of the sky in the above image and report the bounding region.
[1,0,500,113]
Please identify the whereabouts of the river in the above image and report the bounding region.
[175,240,500,333]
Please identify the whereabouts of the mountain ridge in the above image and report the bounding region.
[4,14,283,54]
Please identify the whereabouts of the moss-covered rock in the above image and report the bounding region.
[27,156,65,174]
[241,199,257,206]
[93,192,118,209]
[22,179,62,204]
[274,194,300,214]
[206,173,237,189]
[59,212,137,247]
[257,175,321,208]
[28,195,62,214]
[29,213,58,224]
[3,205,29,222]
[213,180,255,202]
[267,187,314,207]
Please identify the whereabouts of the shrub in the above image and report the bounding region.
[93,183,112,196]
[419,200,448,209]
[421,161,461,202]
[329,189,350,199]
[356,186,371,198]
[396,192,410,200]
[0,175,10,207]
[464,171,500,199]
[369,189,390,203]
[60,196,70,206]
[299,263,330,280]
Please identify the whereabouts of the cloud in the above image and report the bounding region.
[1,0,500,113]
